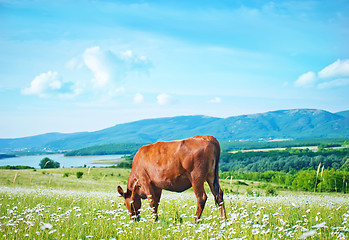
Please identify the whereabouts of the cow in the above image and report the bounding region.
[117,135,226,221]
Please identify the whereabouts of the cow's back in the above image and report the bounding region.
[132,135,219,168]
[130,136,220,192]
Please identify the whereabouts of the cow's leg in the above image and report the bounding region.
[141,179,162,221]
[147,187,162,221]
[207,174,226,220]
[191,176,207,221]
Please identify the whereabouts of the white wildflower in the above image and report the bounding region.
[230,212,239,221]
[220,222,226,229]
[312,222,326,229]
[255,210,261,217]
[299,230,316,239]
[338,232,346,240]
[40,222,53,230]
[252,229,260,235]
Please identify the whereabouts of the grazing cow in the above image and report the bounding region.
[117,135,226,221]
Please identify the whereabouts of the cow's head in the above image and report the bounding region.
[117,183,141,220]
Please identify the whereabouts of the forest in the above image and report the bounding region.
[218,146,349,193]
[64,143,148,156]
[0,153,16,159]
[219,168,349,193]
[219,147,349,172]
[220,138,347,152]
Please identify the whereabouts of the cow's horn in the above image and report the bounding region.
[131,180,140,199]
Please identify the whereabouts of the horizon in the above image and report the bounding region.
[1,1,349,138]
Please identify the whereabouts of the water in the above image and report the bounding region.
[0,154,124,168]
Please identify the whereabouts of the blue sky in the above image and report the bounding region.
[1,0,349,138]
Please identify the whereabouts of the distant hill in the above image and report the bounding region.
[1,109,348,152]
[0,132,86,152]
[336,110,349,119]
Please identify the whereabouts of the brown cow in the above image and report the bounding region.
[117,135,226,221]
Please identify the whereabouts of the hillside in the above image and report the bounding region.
[337,110,349,119]
[0,132,86,152]
[1,109,348,152]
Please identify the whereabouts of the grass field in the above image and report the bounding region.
[1,168,349,239]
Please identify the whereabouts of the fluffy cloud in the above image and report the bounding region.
[22,71,62,97]
[23,46,152,100]
[294,71,316,88]
[208,97,222,103]
[294,59,349,89]
[78,46,151,99]
[83,46,117,88]
[157,93,172,105]
[22,71,79,98]
[133,93,145,104]
[318,59,349,79]
[81,46,151,89]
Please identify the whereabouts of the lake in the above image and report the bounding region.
[0,154,124,168]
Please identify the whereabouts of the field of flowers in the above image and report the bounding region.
[0,168,349,239]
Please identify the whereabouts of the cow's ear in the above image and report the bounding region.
[117,186,125,197]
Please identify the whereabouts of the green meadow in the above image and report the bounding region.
[1,168,349,239]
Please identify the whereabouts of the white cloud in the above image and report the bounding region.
[22,71,62,97]
[318,59,349,79]
[120,50,133,60]
[208,97,222,103]
[133,93,144,104]
[294,71,316,88]
[81,46,151,91]
[157,93,172,105]
[83,46,114,88]
[294,59,349,90]
[22,71,80,98]
[317,78,349,89]
[23,46,151,100]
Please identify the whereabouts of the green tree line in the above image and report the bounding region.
[220,148,349,172]
[0,154,16,159]
[220,138,346,152]
[64,143,148,156]
[0,165,34,170]
[219,168,349,193]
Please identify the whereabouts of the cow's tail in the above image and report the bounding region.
[212,138,226,219]
[212,138,222,205]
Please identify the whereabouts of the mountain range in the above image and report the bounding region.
[1,109,348,152]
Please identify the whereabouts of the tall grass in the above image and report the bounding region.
[0,168,349,239]
[314,163,321,192]
[1,187,349,239]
